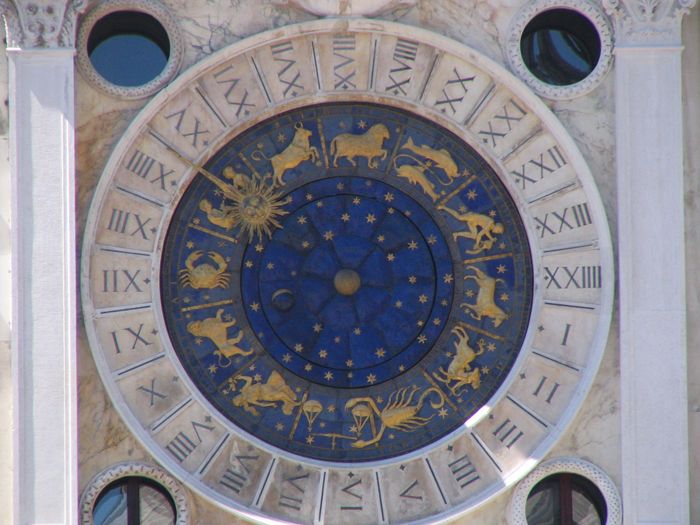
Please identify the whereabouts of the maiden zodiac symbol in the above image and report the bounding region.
[252,122,319,187]
[401,137,459,183]
[178,250,231,289]
[331,123,390,168]
[230,370,300,417]
[461,266,509,327]
[186,309,252,367]
[433,326,484,395]
[344,386,445,448]
[438,204,504,253]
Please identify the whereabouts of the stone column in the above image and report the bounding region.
[604,1,694,523]
[2,1,86,523]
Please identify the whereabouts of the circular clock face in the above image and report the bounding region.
[82,20,612,525]
[160,103,533,462]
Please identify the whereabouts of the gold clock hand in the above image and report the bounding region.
[169,148,242,201]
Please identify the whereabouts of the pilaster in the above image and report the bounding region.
[604,0,694,523]
[3,1,86,524]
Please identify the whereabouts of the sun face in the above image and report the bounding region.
[227,176,290,242]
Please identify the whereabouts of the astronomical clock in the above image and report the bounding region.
[81,19,613,524]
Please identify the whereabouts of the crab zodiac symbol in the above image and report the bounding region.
[178,250,231,289]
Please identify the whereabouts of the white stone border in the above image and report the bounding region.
[506,0,613,100]
[79,462,190,525]
[506,457,622,525]
[76,0,184,100]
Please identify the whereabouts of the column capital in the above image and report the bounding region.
[603,0,695,46]
[0,0,88,49]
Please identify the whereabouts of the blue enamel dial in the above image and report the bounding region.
[161,103,533,462]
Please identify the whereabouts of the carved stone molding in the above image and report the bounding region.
[271,0,417,17]
[603,0,696,46]
[1,0,88,48]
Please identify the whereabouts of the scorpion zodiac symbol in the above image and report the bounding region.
[344,386,445,448]
[178,250,231,289]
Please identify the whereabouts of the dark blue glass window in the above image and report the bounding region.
[526,473,606,525]
[88,11,169,87]
[92,477,176,525]
[521,9,600,86]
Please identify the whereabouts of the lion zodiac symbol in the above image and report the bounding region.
[433,326,485,395]
[186,309,252,367]
[331,123,390,168]
[252,123,319,187]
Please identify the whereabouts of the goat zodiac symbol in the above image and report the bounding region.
[461,266,509,327]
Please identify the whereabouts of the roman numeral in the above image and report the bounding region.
[448,454,480,489]
[532,376,560,403]
[101,269,147,293]
[492,418,524,449]
[333,34,356,89]
[561,323,572,346]
[399,479,423,501]
[534,202,592,238]
[478,99,527,148]
[278,472,309,511]
[386,38,419,96]
[165,419,215,462]
[164,108,210,149]
[106,208,154,240]
[271,41,304,98]
[126,150,177,190]
[110,323,153,353]
[218,454,259,494]
[137,378,167,406]
[434,67,475,115]
[213,65,256,117]
[510,145,567,189]
[544,265,602,289]
[340,479,363,511]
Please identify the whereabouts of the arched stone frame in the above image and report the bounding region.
[79,462,190,525]
[506,456,622,525]
[76,0,184,99]
[506,0,614,100]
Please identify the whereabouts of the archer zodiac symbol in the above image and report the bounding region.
[433,326,484,395]
[461,266,509,327]
[401,137,459,184]
[344,386,445,448]
[178,250,231,289]
[439,204,504,253]
[251,123,319,187]
[186,309,252,367]
[331,123,390,168]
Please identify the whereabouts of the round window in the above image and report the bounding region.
[93,476,176,525]
[526,473,606,525]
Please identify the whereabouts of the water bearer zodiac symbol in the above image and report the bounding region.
[330,123,390,168]
[251,122,319,187]
[186,309,252,367]
[230,370,300,416]
[438,204,504,254]
[179,250,231,289]
[433,326,484,396]
[400,137,459,183]
[461,266,509,327]
[344,386,445,448]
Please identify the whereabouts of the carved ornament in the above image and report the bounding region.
[603,0,696,46]
[271,0,417,17]
[0,0,88,48]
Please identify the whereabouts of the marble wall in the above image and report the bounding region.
[74,0,621,523]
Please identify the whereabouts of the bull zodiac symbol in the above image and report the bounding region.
[433,326,484,396]
[178,250,230,289]
[331,123,390,168]
[439,204,504,253]
[461,266,509,327]
[252,123,319,187]
[230,370,301,417]
[344,386,445,448]
[186,309,252,367]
